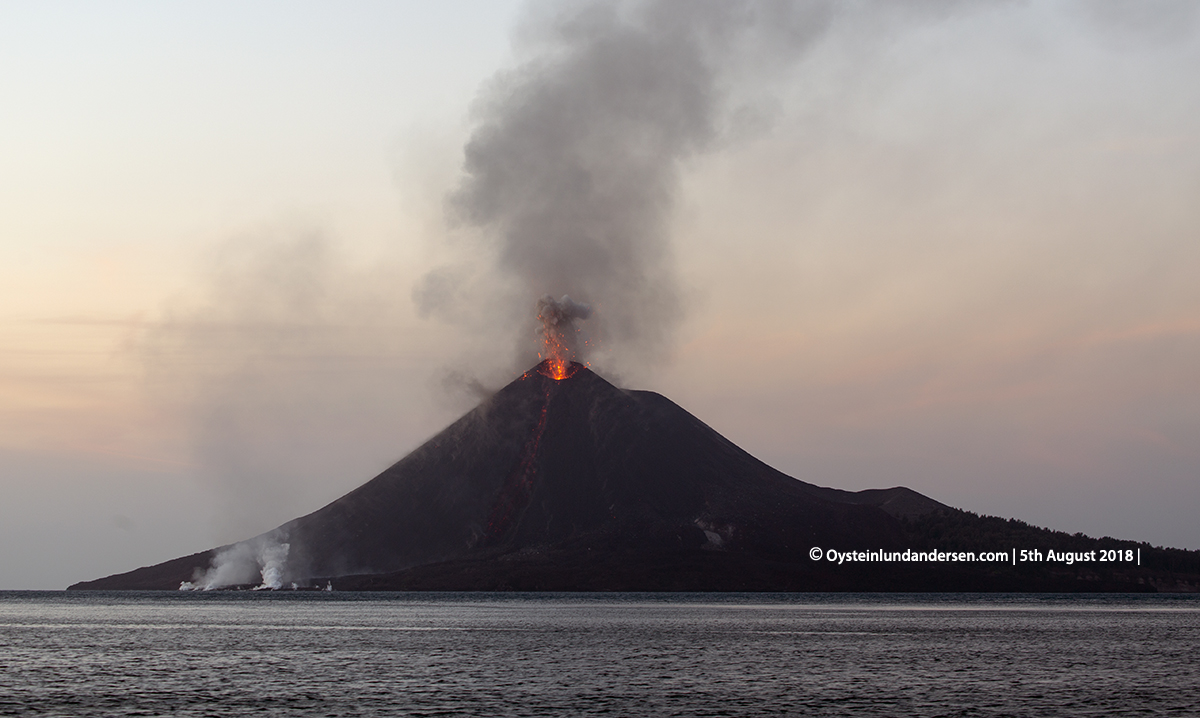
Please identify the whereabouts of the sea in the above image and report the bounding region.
[1,591,1197,717]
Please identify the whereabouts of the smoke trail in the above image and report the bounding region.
[416,0,838,375]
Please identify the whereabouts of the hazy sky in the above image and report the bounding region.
[2,0,1198,589]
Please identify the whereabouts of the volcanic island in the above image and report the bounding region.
[71,359,1200,593]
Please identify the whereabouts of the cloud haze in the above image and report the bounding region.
[139,232,459,541]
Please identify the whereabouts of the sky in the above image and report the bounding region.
[1,0,1198,590]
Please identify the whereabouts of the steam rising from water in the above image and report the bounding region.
[179,534,291,591]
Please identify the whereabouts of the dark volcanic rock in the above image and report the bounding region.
[73,362,929,590]
[70,361,1200,592]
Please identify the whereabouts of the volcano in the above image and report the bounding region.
[71,361,1200,592]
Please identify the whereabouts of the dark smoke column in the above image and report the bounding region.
[420,0,836,372]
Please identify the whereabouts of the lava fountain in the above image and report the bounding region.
[535,295,591,380]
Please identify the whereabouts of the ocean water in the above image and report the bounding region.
[1,592,1197,717]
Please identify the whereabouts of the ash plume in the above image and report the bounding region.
[417,0,839,375]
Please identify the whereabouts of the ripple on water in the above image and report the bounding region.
[1,592,1197,717]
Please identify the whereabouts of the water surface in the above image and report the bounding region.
[2,592,1197,716]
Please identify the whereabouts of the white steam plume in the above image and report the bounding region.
[179,534,291,591]
[252,541,290,591]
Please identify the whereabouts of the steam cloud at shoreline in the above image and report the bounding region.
[179,534,291,591]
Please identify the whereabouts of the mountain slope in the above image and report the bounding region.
[74,361,1198,592]
[71,362,931,590]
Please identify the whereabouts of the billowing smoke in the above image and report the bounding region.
[417,0,838,376]
[179,534,291,591]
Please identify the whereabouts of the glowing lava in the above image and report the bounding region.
[535,294,591,380]
[537,329,577,380]
[536,358,583,380]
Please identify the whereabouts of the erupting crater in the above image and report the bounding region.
[535,359,585,380]
[535,294,591,381]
